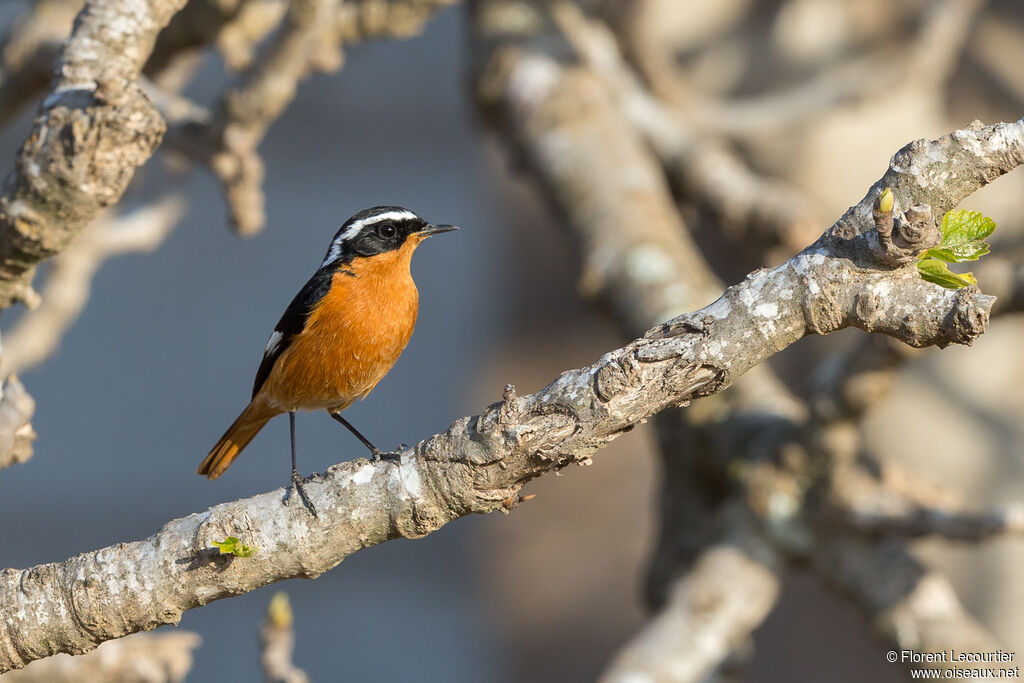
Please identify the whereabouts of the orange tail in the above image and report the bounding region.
[199,401,276,479]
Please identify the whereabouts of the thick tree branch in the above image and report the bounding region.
[0,0,188,310]
[0,111,1020,669]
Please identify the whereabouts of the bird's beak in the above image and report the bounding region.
[417,224,459,238]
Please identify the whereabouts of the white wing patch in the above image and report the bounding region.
[264,330,283,357]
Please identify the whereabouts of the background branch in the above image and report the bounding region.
[0,375,35,471]
[0,195,186,377]
[0,631,199,683]
[260,592,308,683]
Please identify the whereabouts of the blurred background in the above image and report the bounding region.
[1,0,1024,681]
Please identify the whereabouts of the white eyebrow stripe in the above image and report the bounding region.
[339,210,419,241]
[321,209,420,267]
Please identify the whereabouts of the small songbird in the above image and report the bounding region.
[198,206,457,514]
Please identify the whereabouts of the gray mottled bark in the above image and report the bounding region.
[0,0,187,309]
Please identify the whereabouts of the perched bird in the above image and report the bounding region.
[198,206,457,514]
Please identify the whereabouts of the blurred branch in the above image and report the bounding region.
[472,4,789,676]
[832,464,1024,541]
[969,15,1024,107]
[847,500,1024,541]
[479,1,721,324]
[201,0,342,236]
[0,631,200,683]
[601,514,778,683]
[0,0,187,311]
[0,375,35,471]
[336,0,460,42]
[216,0,292,71]
[602,0,703,114]
[977,254,1024,315]
[163,0,458,236]
[908,0,989,88]
[145,0,263,75]
[0,0,82,130]
[260,593,308,683]
[818,538,1001,667]
[553,3,820,254]
[0,195,187,377]
[690,0,989,137]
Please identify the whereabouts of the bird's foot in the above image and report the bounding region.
[370,447,403,463]
[284,469,318,517]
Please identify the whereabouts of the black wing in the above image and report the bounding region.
[251,269,335,399]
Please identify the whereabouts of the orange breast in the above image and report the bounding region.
[259,241,420,412]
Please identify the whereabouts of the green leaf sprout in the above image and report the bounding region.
[211,536,257,558]
[917,209,996,289]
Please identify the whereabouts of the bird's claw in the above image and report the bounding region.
[370,447,402,463]
[284,470,318,517]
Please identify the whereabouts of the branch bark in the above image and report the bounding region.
[0,0,188,310]
[0,112,1020,670]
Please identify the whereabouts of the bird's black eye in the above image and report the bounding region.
[377,223,397,239]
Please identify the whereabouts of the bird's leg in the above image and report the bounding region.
[285,411,317,516]
[330,412,401,462]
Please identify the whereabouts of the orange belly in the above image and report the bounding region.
[258,244,420,412]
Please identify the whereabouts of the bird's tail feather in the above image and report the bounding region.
[198,401,275,479]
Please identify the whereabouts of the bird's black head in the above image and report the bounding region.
[320,206,457,269]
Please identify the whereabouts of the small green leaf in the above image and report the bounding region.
[917,258,977,289]
[939,210,996,246]
[920,240,991,263]
[211,536,257,558]
[916,209,996,288]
